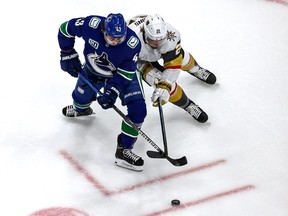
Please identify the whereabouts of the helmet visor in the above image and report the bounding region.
[146,36,167,48]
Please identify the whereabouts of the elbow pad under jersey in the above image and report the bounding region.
[161,68,181,83]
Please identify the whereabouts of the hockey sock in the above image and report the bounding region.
[120,119,140,149]
[169,83,190,109]
[182,53,197,71]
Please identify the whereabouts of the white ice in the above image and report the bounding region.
[1,0,288,215]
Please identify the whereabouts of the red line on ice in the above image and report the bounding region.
[111,159,226,195]
[60,150,225,197]
[60,150,113,196]
[146,185,255,216]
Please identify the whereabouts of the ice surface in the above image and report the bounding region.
[1,0,288,215]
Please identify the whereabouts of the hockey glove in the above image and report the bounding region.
[60,49,82,77]
[97,86,119,109]
[151,80,171,106]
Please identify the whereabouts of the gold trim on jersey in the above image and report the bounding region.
[164,54,183,69]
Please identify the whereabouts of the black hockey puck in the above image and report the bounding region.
[171,199,180,206]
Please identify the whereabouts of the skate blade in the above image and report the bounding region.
[114,159,143,172]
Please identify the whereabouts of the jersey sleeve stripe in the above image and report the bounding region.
[59,21,74,38]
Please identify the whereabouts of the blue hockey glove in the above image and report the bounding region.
[60,49,82,77]
[97,86,119,109]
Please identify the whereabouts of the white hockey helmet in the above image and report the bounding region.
[143,14,167,48]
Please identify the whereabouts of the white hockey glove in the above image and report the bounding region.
[151,80,172,106]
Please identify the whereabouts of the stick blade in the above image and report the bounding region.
[146,151,188,166]
[169,156,188,166]
[147,150,165,158]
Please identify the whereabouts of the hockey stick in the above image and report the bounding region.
[146,99,187,165]
[78,73,187,166]
[158,97,168,154]
[146,98,169,158]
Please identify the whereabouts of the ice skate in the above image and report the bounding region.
[115,135,144,171]
[190,67,216,85]
[62,105,93,117]
[184,102,208,123]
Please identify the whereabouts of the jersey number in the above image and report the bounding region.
[175,43,181,56]
[75,18,84,26]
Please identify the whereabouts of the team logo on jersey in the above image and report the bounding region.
[89,17,101,29]
[127,36,139,48]
[167,31,176,41]
[87,51,116,77]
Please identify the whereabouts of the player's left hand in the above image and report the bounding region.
[151,80,171,106]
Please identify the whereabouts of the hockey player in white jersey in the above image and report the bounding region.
[128,14,217,123]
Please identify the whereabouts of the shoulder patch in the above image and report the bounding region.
[167,31,176,41]
[88,38,99,49]
[127,36,139,49]
[89,17,101,29]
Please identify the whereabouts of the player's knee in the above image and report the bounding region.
[127,99,147,124]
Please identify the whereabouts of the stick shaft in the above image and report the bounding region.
[79,73,164,154]
[78,73,187,166]
[158,98,168,154]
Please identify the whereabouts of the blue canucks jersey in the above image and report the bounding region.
[58,15,141,91]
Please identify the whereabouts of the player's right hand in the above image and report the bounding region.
[151,80,171,106]
[60,49,82,77]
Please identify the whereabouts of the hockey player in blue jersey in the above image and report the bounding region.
[58,13,147,171]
